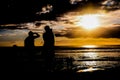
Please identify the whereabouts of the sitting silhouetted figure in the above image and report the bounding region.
[24,31,40,62]
[42,25,55,72]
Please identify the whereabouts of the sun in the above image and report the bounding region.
[76,14,101,30]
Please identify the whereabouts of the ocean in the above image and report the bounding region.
[53,45,120,72]
[3,45,119,73]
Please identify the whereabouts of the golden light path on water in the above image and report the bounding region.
[83,52,98,59]
[74,51,105,73]
[77,67,104,72]
[76,51,105,73]
[82,45,97,48]
[77,45,103,72]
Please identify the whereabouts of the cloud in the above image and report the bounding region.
[0,24,27,29]
[96,26,120,38]
[19,9,120,38]
[100,10,120,26]
[54,24,120,38]
[57,9,120,28]
[70,0,86,5]
[0,29,27,41]
[36,4,53,15]
[101,0,120,10]
[54,27,87,38]
[1,2,120,39]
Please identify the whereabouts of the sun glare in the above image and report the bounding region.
[82,45,97,48]
[76,14,101,30]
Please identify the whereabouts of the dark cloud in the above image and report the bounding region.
[0,1,99,24]
[55,25,120,38]
[101,0,120,11]
[0,0,104,24]
[0,24,27,29]
[96,26,120,38]
[55,27,87,38]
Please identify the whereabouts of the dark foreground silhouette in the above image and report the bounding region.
[24,31,40,62]
[1,46,120,80]
[41,26,55,71]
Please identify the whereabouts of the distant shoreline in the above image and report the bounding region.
[0,45,120,49]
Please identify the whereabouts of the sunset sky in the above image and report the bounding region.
[0,0,120,47]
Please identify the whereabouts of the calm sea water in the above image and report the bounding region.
[54,45,120,72]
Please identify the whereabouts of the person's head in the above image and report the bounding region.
[44,25,51,31]
[28,31,33,36]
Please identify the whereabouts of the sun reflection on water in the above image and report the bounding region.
[84,52,98,59]
[77,67,104,73]
[82,45,97,48]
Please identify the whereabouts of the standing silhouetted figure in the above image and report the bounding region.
[24,31,40,62]
[42,25,55,71]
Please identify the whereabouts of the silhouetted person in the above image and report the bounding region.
[24,31,40,48]
[42,25,55,71]
[24,31,40,62]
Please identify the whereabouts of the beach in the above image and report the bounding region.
[1,45,120,80]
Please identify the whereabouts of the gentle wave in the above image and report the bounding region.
[55,49,120,53]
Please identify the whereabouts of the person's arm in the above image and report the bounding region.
[34,33,40,38]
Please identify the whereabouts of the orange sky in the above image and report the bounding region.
[0,37,120,47]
